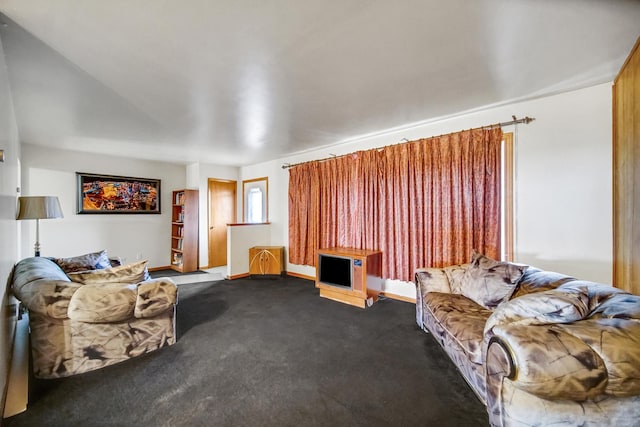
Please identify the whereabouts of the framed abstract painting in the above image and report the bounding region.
[76,172,161,214]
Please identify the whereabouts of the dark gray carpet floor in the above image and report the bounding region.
[4,277,489,427]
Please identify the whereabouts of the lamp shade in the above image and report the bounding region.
[16,196,64,220]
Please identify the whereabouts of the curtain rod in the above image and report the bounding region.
[282,115,535,169]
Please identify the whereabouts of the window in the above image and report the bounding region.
[247,187,263,223]
[242,177,268,223]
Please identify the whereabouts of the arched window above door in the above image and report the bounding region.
[242,177,268,223]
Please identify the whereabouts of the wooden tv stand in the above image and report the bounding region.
[316,248,383,308]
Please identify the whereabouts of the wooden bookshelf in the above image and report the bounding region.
[171,189,199,273]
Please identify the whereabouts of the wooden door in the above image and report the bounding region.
[613,37,640,295]
[208,179,237,268]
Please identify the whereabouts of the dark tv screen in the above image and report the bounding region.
[319,255,352,288]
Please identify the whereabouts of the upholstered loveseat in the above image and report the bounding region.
[415,253,640,427]
[11,253,178,379]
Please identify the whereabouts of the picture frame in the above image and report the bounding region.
[76,172,161,214]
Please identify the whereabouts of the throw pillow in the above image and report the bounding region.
[444,264,470,294]
[55,250,112,273]
[460,251,528,310]
[67,260,148,285]
[484,288,590,334]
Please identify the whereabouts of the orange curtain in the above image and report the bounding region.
[288,127,502,281]
[288,163,317,266]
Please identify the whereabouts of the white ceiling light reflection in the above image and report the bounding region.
[238,63,270,148]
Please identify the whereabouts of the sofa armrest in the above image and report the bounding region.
[414,264,468,328]
[415,267,449,328]
[15,279,82,319]
[415,268,453,294]
[487,324,608,401]
[485,336,515,427]
[135,278,178,319]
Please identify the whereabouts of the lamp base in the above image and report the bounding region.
[34,233,41,257]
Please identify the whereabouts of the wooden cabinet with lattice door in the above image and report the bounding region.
[249,246,285,276]
[171,189,199,272]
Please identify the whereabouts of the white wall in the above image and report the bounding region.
[0,35,21,415]
[240,83,614,299]
[20,144,186,267]
[513,85,612,281]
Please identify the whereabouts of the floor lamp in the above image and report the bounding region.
[16,196,64,257]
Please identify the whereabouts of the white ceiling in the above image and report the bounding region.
[0,0,639,166]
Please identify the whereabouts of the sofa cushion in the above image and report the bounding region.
[424,292,492,364]
[459,252,528,310]
[68,282,137,322]
[67,260,148,285]
[54,250,112,273]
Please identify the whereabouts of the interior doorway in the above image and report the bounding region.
[208,178,237,268]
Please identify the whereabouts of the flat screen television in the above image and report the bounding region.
[318,254,352,289]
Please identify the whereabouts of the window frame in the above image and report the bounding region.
[502,132,515,261]
[242,177,269,223]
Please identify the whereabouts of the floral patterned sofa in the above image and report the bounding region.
[11,251,178,379]
[415,252,640,427]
